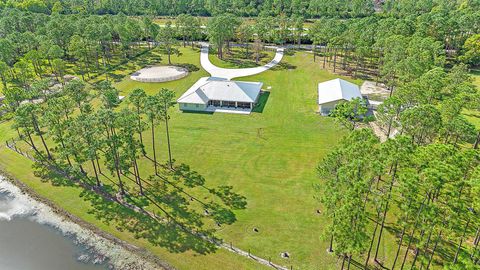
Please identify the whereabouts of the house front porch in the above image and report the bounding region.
[205,105,253,114]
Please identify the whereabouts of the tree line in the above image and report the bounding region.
[2,0,375,18]
[1,0,479,103]
[307,1,480,82]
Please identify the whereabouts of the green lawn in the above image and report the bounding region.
[208,48,276,69]
[115,48,367,269]
[1,46,386,270]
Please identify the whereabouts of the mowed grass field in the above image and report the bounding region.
[113,47,368,269]
[0,46,400,270]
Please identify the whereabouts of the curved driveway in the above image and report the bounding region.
[200,44,284,80]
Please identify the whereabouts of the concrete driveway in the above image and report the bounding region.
[200,44,284,80]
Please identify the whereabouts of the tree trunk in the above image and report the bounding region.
[392,226,406,269]
[426,231,442,270]
[328,233,334,253]
[26,130,39,154]
[110,127,125,195]
[323,46,327,69]
[134,158,143,195]
[333,47,337,73]
[168,48,171,64]
[60,139,72,167]
[164,112,173,169]
[218,44,223,59]
[35,124,52,160]
[417,228,434,270]
[95,152,102,174]
[137,107,144,152]
[472,227,480,260]
[341,254,347,270]
[400,198,427,270]
[365,211,381,268]
[374,163,398,262]
[474,131,480,149]
[151,119,158,175]
[102,53,108,82]
[115,160,125,195]
[454,218,471,264]
[91,159,100,186]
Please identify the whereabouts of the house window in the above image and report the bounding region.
[195,104,199,108]
[223,101,235,107]
[237,102,251,109]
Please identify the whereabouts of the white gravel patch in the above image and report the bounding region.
[131,66,188,83]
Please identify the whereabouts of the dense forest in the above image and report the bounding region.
[2,0,477,18]
[1,0,376,17]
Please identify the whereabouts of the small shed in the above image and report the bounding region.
[317,78,362,115]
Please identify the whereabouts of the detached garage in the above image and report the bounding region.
[317,78,362,115]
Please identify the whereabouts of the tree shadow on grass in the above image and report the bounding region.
[107,73,126,82]
[175,63,200,72]
[271,62,296,71]
[80,186,218,254]
[383,218,464,267]
[463,112,480,120]
[32,159,247,255]
[284,50,296,56]
[252,91,270,113]
[33,162,76,187]
[217,51,272,68]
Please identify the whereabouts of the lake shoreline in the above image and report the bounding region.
[0,167,175,270]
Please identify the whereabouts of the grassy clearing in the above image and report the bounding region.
[208,47,276,69]
[1,46,399,270]
[463,72,480,129]
[116,48,369,269]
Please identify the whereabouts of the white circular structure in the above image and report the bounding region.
[130,66,188,83]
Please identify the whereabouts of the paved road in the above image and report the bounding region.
[200,44,284,80]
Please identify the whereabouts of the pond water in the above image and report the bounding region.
[0,176,107,270]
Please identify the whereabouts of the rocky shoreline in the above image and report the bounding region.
[0,168,175,270]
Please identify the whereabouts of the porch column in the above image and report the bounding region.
[220,100,223,107]
[235,102,238,108]
[250,103,252,109]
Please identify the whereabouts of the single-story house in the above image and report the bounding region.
[177,77,263,114]
[318,78,362,115]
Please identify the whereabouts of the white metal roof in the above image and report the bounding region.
[177,77,263,104]
[317,78,362,105]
